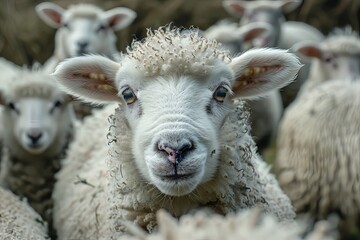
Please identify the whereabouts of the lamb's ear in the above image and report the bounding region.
[229,48,302,98]
[35,2,64,29]
[103,7,137,31]
[222,0,247,18]
[278,0,302,13]
[292,41,322,60]
[53,56,121,104]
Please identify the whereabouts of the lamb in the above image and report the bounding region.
[204,21,283,153]
[35,2,137,73]
[51,26,301,239]
[275,28,360,237]
[0,67,75,236]
[222,0,324,107]
[0,186,49,240]
[121,208,338,240]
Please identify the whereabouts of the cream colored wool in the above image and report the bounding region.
[121,208,337,240]
[52,26,300,240]
[0,187,49,240]
[54,103,295,240]
[276,80,360,221]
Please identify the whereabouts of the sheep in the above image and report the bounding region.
[121,208,338,240]
[36,2,136,120]
[0,186,49,240]
[292,27,360,94]
[204,21,283,153]
[51,26,301,239]
[222,0,324,107]
[36,2,137,73]
[275,28,360,237]
[0,67,75,237]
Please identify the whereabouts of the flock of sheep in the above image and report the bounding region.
[0,0,359,239]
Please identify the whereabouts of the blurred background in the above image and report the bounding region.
[0,0,359,66]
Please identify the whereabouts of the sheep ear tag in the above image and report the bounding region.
[53,56,121,103]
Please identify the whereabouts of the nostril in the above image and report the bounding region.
[77,41,88,49]
[157,141,195,164]
[27,132,43,144]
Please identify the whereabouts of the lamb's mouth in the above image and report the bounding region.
[157,173,196,182]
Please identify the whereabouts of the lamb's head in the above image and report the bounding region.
[294,27,360,82]
[36,2,136,57]
[53,27,301,196]
[0,70,74,157]
[222,0,302,47]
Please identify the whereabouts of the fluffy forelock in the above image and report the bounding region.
[125,26,232,78]
[65,3,103,19]
[8,67,61,99]
[322,27,360,55]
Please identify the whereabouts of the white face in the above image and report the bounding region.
[3,96,67,154]
[61,17,115,57]
[116,66,234,196]
[321,52,360,81]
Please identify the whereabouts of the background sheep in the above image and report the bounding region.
[0,67,75,236]
[203,20,285,153]
[121,208,338,240]
[292,27,360,94]
[0,186,49,240]
[35,2,137,73]
[275,29,360,238]
[51,26,301,239]
[222,0,324,108]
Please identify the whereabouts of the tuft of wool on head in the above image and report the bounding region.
[126,26,231,78]
[322,27,360,55]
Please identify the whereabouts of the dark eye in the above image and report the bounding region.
[7,102,19,114]
[97,25,106,32]
[62,22,70,29]
[53,100,63,108]
[122,88,137,104]
[213,86,228,102]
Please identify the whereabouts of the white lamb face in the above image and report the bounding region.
[321,53,360,81]
[222,0,302,47]
[35,2,137,57]
[60,16,114,57]
[53,28,301,197]
[115,65,234,196]
[1,94,70,155]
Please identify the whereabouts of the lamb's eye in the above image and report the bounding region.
[62,22,71,30]
[121,88,137,104]
[7,102,19,114]
[97,25,106,32]
[213,86,228,102]
[53,100,63,108]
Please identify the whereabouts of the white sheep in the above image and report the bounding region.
[35,2,137,73]
[0,186,49,240]
[51,26,301,239]
[121,208,338,240]
[204,21,284,153]
[222,0,324,107]
[0,67,75,236]
[275,28,360,237]
[292,27,360,94]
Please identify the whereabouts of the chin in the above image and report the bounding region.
[151,172,202,197]
[23,145,47,155]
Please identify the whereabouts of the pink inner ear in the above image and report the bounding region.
[298,46,322,59]
[108,15,125,28]
[229,2,245,15]
[44,9,62,25]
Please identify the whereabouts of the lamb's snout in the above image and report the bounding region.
[77,41,89,55]
[157,140,194,164]
[27,132,43,145]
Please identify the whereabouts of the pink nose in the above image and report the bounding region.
[157,142,194,164]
